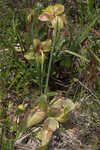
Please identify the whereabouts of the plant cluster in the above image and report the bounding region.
[0,0,100,150]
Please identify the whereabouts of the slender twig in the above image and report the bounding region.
[78,80,100,105]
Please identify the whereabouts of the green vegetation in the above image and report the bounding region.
[0,0,100,149]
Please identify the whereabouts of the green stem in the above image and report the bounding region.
[40,52,44,95]
[44,29,57,94]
